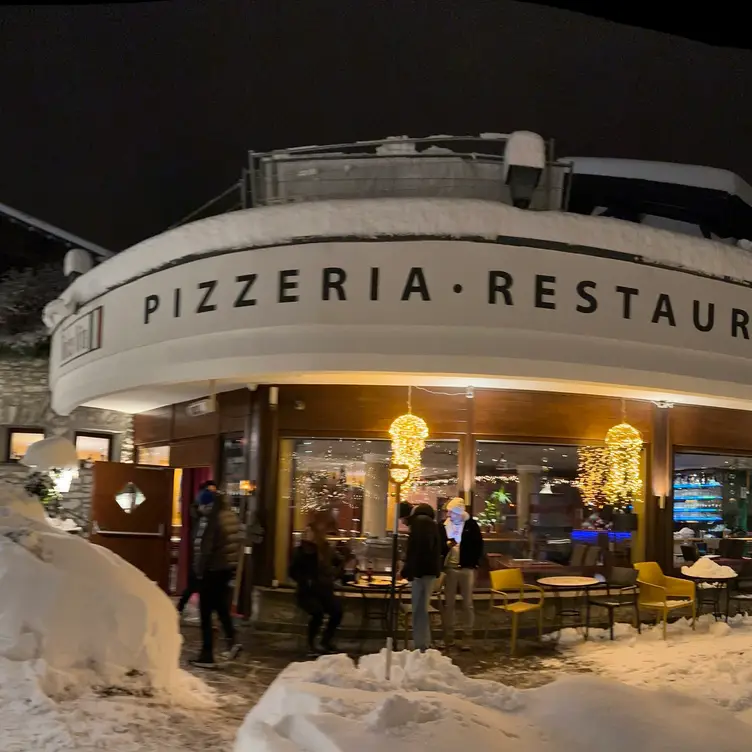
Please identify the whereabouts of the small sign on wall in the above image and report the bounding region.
[185,398,214,417]
[60,307,103,366]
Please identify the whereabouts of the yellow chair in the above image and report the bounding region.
[634,561,696,639]
[485,568,544,655]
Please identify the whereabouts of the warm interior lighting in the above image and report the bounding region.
[388,390,429,484]
[388,464,410,485]
[577,446,609,509]
[604,422,644,511]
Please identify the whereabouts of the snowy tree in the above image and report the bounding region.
[0,263,66,354]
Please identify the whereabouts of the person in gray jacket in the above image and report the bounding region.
[191,486,243,668]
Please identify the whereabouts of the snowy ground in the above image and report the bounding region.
[547,614,752,723]
[4,616,752,750]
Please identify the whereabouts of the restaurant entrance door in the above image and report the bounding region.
[90,462,175,591]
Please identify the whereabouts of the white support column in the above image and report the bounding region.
[362,454,390,537]
[516,465,542,530]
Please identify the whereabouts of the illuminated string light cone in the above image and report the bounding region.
[577,446,609,509]
[604,421,643,510]
[389,389,429,485]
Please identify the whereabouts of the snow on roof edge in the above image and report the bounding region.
[564,157,752,207]
[60,198,752,307]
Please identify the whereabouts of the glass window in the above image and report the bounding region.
[7,431,44,462]
[475,441,585,537]
[75,433,112,462]
[284,438,460,539]
[673,452,752,536]
[137,445,170,466]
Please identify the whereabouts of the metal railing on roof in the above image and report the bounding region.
[169,135,572,229]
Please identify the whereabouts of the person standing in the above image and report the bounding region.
[191,486,243,668]
[399,502,442,652]
[177,481,216,617]
[442,497,484,650]
[288,519,343,655]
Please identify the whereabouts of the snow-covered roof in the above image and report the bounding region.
[564,157,752,208]
[60,197,752,307]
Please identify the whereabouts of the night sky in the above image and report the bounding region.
[1,1,750,252]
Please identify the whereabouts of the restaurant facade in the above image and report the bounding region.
[41,133,752,596]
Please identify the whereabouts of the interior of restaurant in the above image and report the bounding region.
[278,436,637,576]
[672,451,752,563]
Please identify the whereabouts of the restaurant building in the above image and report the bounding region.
[42,133,752,596]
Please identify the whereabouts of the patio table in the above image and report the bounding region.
[538,575,600,641]
[682,571,737,622]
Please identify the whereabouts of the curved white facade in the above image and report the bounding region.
[47,198,752,415]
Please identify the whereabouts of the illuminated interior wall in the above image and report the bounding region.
[172,468,183,528]
[275,439,295,583]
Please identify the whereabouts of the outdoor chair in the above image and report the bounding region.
[398,573,445,649]
[729,557,752,615]
[680,545,699,563]
[485,568,544,656]
[587,566,641,640]
[634,561,696,639]
[569,543,588,568]
[719,538,746,559]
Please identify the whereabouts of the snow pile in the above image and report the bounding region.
[236,649,750,752]
[0,483,202,701]
[55,197,752,312]
[554,615,752,719]
[681,555,738,578]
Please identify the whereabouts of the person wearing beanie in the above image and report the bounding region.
[442,497,483,650]
[399,501,443,651]
[191,482,243,668]
[177,481,217,616]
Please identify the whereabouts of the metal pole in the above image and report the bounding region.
[385,481,401,680]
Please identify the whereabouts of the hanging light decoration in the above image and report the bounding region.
[577,446,609,509]
[603,404,643,511]
[389,386,429,484]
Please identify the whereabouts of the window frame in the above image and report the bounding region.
[5,427,46,463]
[74,431,114,464]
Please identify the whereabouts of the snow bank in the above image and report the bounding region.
[0,483,201,702]
[681,555,737,579]
[57,197,752,312]
[236,649,750,752]
[555,615,752,717]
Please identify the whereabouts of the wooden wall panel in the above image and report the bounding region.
[474,390,653,443]
[169,436,218,469]
[133,406,173,445]
[278,385,470,437]
[218,389,251,434]
[172,400,220,440]
[671,404,752,453]
[279,385,652,443]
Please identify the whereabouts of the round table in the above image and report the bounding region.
[682,572,738,621]
[538,576,601,640]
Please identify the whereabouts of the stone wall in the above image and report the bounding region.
[0,357,133,522]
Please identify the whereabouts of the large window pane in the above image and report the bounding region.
[286,437,459,538]
[673,452,751,535]
[137,445,170,466]
[475,441,583,537]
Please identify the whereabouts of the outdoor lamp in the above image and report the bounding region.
[389,464,410,486]
[22,436,80,493]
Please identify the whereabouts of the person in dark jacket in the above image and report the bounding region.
[191,487,243,668]
[399,502,442,651]
[177,481,216,616]
[440,497,484,650]
[288,518,343,655]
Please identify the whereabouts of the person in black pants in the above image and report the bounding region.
[190,487,243,668]
[289,519,343,655]
[177,482,215,616]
